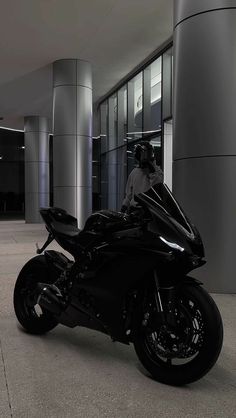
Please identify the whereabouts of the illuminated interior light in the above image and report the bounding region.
[127,129,161,135]
[92,134,107,139]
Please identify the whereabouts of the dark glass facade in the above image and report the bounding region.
[98,45,173,211]
[0,129,25,218]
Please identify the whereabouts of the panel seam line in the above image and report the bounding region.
[174,155,236,161]
[53,134,90,138]
[174,7,236,29]
[53,84,92,90]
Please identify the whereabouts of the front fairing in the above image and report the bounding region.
[135,183,205,258]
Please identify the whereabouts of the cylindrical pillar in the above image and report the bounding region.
[53,59,92,228]
[173,1,236,292]
[24,116,50,223]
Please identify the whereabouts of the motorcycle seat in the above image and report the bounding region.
[51,220,81,238]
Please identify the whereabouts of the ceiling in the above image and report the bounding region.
[0,0,173,130]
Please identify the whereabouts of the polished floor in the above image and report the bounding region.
[0,221,235,418]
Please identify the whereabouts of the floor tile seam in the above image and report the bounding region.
[0,338,13,417]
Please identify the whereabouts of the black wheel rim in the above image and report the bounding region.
[142,292,205,367]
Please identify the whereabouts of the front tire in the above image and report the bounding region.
[14,255,59,334]
[133,284,223,385]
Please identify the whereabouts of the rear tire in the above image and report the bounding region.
[133,284,223,385]
[14,255,59,334]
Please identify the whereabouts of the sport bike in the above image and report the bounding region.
[13,183,223,385]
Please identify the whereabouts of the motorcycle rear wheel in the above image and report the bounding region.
[14,255,59,334]
[133,283,223,385]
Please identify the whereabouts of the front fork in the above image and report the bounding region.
[153,270,177,328]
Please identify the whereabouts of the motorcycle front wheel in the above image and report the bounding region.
[133,283,223,385]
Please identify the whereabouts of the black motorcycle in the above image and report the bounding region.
[13,183,223,385]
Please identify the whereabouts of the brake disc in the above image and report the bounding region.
[146,298,205,359]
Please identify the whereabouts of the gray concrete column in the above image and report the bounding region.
[24,116,50,223]
[53,59,92,229]
[173,0,236,292]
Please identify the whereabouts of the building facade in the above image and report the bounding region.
[0,0,236,292]
[97,43,173,212]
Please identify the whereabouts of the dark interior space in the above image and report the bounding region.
[0,128,25,219]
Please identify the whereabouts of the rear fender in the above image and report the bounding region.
[183,276,203,285]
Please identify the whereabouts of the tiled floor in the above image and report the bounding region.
[0,221,235,418]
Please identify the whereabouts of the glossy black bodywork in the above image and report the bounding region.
[39,183,206,344]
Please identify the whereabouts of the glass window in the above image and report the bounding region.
[92,138,101,211]
[163,47,173,120]
[128,72,143,140]
[143,57,162,134]
[117,85,127,147]
[49,134,53,206]
[108,94,117,150]
[163,120,173,190]
[98,44,173,212]
[100,154,108,209]
[117,146,127,209]
[100,101,108,153]
[150,135,162,168]
[107,149,118,210]
[100,150,118,211]
[127,140,138,177]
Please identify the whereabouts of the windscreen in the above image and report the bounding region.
[135,183,194,236]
